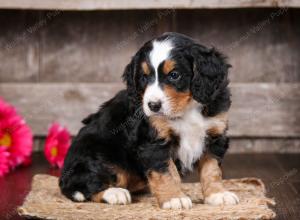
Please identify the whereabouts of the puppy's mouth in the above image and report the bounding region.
[151,111,164,116]
[149,111,182,121]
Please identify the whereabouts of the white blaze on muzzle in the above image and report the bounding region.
[143,39,173,116]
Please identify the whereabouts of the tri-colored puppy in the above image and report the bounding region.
[59,32,239,209]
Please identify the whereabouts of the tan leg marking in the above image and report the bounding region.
[168,159,181,184]
[91,191,105,203]
[206,112,228,137]
[199,154,239,205]
[114,166,147,193]
[91,167,146,204]
[148,160,192,209]
[127,174,147,193]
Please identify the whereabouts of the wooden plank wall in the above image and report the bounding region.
[0,83,299,137]
[1,0,300,10]
[0,8,299,153]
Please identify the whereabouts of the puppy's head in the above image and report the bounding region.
[123,32,230,118]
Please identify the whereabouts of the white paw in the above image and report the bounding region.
[102,187,131,205]
[72,191,86,202]
[205,191,239,206]
[162,197,192,210]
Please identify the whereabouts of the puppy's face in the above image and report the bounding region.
[141,40,193,118]
[123,33,229,119]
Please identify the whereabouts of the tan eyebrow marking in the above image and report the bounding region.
[163,60,176,75]
[141,61,150,75]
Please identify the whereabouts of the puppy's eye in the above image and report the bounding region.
[168,71,181,81]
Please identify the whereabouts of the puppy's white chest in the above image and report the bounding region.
[170,107,209,171]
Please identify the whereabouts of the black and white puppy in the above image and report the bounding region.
[59,32,239,209]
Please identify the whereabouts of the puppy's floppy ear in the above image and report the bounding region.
[122,58,135,89]
[190,44,231,115]
[122,56,143,104]
[122,57,138,98]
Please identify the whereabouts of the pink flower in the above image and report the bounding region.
[0,98,17,121]
[0,148,10,177]
[0,97,33,173]
[44,123,71,168]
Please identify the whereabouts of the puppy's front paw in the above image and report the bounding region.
[161,197,192,210]
[205,191,239,206]
[102,187,131,205]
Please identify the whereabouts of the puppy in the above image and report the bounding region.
[59,32,239,209]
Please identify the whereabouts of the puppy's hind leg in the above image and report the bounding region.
[91,167,145,205]
[60,157,121,204]
[59,164,108,203]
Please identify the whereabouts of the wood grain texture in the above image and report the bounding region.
[32,137,300,153]
[222,154,300,220]
[0,0,299,10]
[0,9,299,83]
[0,83,299,138]
[38,8,300,83]
[176,9,300,83]
[229,138,300,153]
[0,11,39,82]
[230,83,300,137]
[0,83,122,136]
[39,10,172,83]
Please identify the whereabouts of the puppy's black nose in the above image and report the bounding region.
[148,101,161,112]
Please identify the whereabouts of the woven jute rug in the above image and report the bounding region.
[18,174,276,220]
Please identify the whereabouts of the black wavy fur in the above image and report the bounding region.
[59,32,231,201]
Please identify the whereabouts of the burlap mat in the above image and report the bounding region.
[18,174,276,220]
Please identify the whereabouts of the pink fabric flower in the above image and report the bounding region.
[0,147,10,177]
[0,97,33,174]
[44,123,71,168]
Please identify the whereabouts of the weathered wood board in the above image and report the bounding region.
[176,9,300,83]
[0,83,299,138]
[0,0,299,10]
[39,10,165,83]
[31,137,300,153]
[0,8,299,153]
[0,9,299,83]
[229,138,300,153]
[0,11,39,82]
